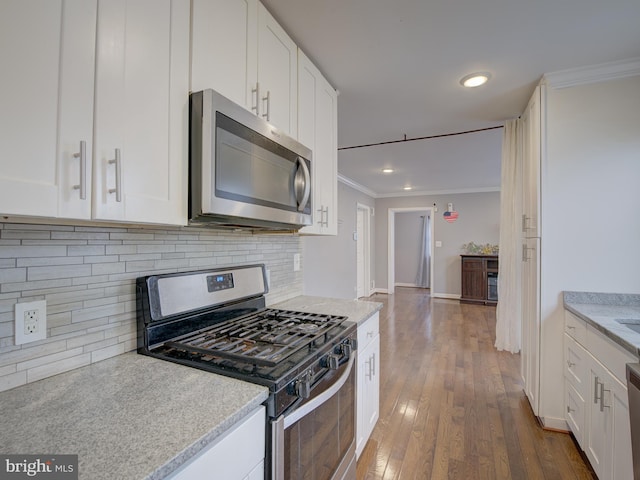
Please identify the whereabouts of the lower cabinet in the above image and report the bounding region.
[564,311,635,480]
[356,312,380,458]
[168,406,265,480]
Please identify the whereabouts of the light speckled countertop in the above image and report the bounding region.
[563,291,640,358]
[0,352,268,480]
[272,295,383,325]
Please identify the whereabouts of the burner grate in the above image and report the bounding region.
[164,309,346,367]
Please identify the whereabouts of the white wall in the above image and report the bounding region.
[375,191,500,296]
[539,75,640,423]
[302,181,375,299]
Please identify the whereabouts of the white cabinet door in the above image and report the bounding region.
[93,0,189,225]
[587,358,633,480]
[297,50,338,235]
[0,0,96,219]
[522,85,542,238]
[168,406,265,480]
[191,0,258,111]
[356,313,380,458]
[521,237,540,415]
[257,2,297,137]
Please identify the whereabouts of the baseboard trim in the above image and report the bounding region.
[431,293,461,300]
[541,416,569,432]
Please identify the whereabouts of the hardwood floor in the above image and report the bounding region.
[356,287,595,480]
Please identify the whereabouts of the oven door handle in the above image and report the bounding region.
[283,355,355,428]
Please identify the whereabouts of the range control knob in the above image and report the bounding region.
[322,354,340,370]
[341,341,354,358]
[294,371,313,399]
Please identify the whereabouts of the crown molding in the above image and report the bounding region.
[376,186,500,198]
[337,174,378,198]
[544,57,640,89]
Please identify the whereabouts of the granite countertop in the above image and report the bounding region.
[0,352,268,480]
[563,291,640,358]
[272,295,383,326]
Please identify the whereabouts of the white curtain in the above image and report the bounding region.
[415,215,430,288]
[495,119,522,353]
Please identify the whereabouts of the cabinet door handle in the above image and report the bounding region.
[567,325,576,330]
[567,405,575,413]
[108,148,122,202]
[522,244,528,262]
[251,83,260,115]
[72,140,87,200]
[522,214,528,233]
[262,90,270,121]
[566,360,575,368]
[594,376,601,404]
[600,383,610,412]
[323,207,329,227]
[371,352,376,377]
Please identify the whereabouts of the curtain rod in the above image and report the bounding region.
[338,125,504,151]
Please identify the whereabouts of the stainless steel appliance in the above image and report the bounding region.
[628,363,640,479]
[189,89,312,230]
[136,264,357,480]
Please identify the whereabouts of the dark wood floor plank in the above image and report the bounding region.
[356,287,596,480]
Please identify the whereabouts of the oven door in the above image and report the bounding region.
[271,356,356,480]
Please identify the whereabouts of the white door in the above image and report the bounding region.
[0,0,96,219]
[93,0,189,225]
[356,205,371,298]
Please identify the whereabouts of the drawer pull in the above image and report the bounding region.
[567,360,575,368]
[567,405,575,413]
[567,325,576,330]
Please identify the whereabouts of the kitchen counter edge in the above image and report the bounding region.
[563,291,640,358]
[271,295,383,326]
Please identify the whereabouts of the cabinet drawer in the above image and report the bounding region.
[586,326,638,384]
[565,333,589,397]
[358,312,379,351]
[565,381,585,448]
[565,310,587,344]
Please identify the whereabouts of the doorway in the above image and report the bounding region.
[356,203,372,298]
[387,207,434,294]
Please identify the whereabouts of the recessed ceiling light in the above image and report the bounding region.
[403,186,412,191]
[460,72,491,88]
[382,168,394,173]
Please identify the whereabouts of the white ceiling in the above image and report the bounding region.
[261,0,640,196]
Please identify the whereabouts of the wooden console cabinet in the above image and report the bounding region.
[460,255,498,305]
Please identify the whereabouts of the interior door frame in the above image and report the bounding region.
[356,203,372,298]
[387,206,434,295]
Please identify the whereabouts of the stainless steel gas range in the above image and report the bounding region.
[136,264,357,480]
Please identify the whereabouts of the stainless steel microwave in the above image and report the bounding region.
[189,89,312,230]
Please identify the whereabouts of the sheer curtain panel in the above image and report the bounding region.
[495,119,522,353]
[415,215,430,288]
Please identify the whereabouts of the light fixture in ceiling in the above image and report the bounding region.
[382,168,394,173]
[403,186,412,191]
[460,72,491,88]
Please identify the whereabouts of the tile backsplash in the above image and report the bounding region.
[0,222,302,392]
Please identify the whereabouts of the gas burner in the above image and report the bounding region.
[295,323,320,333]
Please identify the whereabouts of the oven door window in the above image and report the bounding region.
[283,363,355,480]
[215,112,311,214]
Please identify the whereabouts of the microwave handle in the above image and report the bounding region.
[294,157,311,212]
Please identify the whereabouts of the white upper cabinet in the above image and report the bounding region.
[0,0,97,219]
[191,0,258,110]
[191,0,297,137]
[298,50,338,235]
[256,3,297,136]
[0,0,189,226]
[93,0,189,225]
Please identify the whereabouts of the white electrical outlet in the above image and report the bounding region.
[15,300,47,345]
[293,253,301,272]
